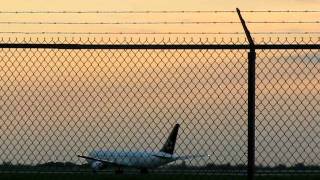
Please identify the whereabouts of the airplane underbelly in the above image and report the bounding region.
[133,157,169,168]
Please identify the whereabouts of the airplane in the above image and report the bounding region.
[78,123,208,174]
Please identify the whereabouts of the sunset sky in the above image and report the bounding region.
[3,0,320,11]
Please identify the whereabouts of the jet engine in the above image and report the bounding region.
[91,161,104,171]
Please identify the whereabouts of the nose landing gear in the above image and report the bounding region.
[140,168,149,174]
[114,167,124,174]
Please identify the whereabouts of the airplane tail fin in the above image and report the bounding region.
[159,123,180,154]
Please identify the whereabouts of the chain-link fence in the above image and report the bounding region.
[256,48,320,174]
[0,38,319,176]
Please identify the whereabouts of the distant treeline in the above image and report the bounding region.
[164,162,320,171]
[0,161,89,171]
[1,161,320,171]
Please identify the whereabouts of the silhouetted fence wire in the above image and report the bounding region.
[0,38,319,175]
[0,10,319,13]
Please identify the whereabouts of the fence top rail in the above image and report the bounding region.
[0,43,319,50]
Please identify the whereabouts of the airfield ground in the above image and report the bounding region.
[1,173,320,180]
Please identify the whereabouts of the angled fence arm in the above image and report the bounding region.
[236,8,256,180]
[236,8,255,50]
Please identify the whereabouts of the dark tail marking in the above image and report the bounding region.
[159,124,180,154]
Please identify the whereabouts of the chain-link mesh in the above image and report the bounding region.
[0,42,248,174]
[256,48,320,174]
[0,37,319,176]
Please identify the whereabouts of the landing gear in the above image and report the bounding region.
[140,168,149,174]
[115,167,124,174]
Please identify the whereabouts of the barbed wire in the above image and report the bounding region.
[0,31,320,35]
[0,21,319,25]
[1,21,234,25]
[0,10,319,14]
[0,31,241,35]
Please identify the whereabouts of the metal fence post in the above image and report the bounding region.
[247,50,256,180]
[236,8,256,180]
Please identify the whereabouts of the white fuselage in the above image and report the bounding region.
[88,150,177,169]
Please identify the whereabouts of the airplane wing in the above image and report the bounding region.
[77,155,120,166]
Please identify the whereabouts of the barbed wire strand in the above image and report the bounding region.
[0,21,319,25]
[0,10,319,14]
[0,31,319,35]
